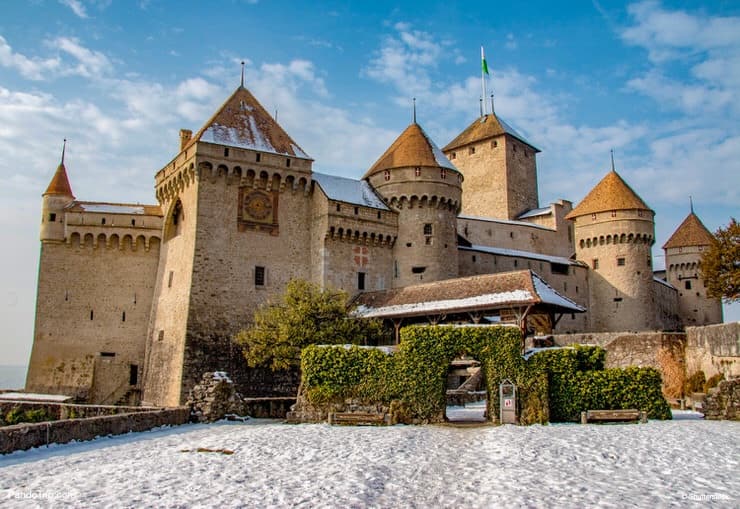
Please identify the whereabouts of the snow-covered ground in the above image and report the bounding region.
[1,412,738,508]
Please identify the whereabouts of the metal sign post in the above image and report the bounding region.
[499,379,517,424]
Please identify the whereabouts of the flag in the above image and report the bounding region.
[481,46,489,75]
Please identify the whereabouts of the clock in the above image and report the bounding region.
[244,191,273,220]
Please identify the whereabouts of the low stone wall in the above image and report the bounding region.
[686,322,740,379]
[552,331,685,369]
[0,401,159,423]
[243,397,296,418]
[0,407,189,454]
[703,378,739,421]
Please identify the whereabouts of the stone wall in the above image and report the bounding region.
[0,401,160,422]
[27,226,161,402]
[703,378,739,420]
[0,407,189,454]
[554,331,685,369]
[685,322,740,379]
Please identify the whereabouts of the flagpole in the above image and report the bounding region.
[481,46,487,116]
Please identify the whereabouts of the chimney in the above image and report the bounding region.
[179,129,192,151]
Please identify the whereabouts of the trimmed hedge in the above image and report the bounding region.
[299,325,671,424]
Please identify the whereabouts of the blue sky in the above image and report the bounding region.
[0,0,738,365]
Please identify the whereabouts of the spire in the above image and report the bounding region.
[565,169,652,219]
[690,195,694,214]
[364,122,457,178]
[610,149,615,171]
[44,139,75,198]
[240,61,245,88]
[490,93,495,114]
[412,97,417,124]
[663,209,715,249]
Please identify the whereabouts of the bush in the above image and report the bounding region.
[298,326,671,424]
[684,371,706,394]
[704,373,725,393]
[3,407,52,425]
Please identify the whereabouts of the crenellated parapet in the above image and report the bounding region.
[386,194,460,213]
[578,232,654,249]
[65,231,161,252]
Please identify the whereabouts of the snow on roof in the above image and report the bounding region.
[317,344,397,354]
[517,207,552,219]
[460,244,579,266]
[313,172,390,210]
[352,270,585,319]
[458,214,555,231]
[532,273,586,311]
[523,346,574,361]
[78,203,146,215]
[0,392,73,402]
[354,290,534,319]
[419,126,457,170]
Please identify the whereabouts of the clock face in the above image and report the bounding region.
[244,191,272,220]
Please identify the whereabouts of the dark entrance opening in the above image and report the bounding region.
[445,356,487,422]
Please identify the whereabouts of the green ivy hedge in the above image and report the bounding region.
[299,325,671,424]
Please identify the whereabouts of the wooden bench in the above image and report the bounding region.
[328,412,387,426]
[580,409,647,424]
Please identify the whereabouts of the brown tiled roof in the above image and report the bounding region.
[189,86,310,159]
[565,170,652,219]
[662,212,715,249]
[442,113,539,152]
[364,123,457,178]
[44,162,74,198]
[352,270,584,319]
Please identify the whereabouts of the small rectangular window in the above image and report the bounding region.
[377,211,381,219]
[255,266,265,286]
[336,203,341,212]
[611,210,617,217]
[685,280,692,290]
[440,169,447,179]
[224,148,229,157]
[49,213,56,222]
[256,153,261,162]
[286,158,291,167]
[469,147,475,155]
[358,272,366,291]
[101,218,106,225]
[354,207,359,215]
[592,259,599,269]
[551,263,569,275]
[423,223,433,236]
[514,260,518,267]
[100,352,115,357]
[158,330,164,341]
[411,266,426,274]
[129,365,139,386]
[168,271,174,288]
[591,213,597,221]
[90,310,94,320]
[122,311,126,322]
[415,167,421,177]
[131,219,136,226]
[617,257,626,266]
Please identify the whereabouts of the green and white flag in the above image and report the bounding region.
[481,46,489,75]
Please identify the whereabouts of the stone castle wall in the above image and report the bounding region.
[27,232,161,403]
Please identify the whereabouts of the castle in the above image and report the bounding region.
[26,82,723,406]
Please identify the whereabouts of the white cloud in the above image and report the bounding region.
[505,33,517,50]
[621,1,740,114]
[60,0,88,18]
[53,37,112,77]
[0,35,61,80]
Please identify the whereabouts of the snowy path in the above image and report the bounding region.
[1,413,738,508]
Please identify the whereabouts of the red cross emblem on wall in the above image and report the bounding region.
[353,246,369,268]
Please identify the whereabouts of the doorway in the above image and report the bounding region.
[445,357,487,422]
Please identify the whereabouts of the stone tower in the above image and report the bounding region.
[40,144,75,242]
[142,84,313,406]
[442,112,539,220]
[663,210,723,326]
[364,122,462,288]
[566,169,656,331]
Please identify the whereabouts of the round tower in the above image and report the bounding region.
[566,169,656,331]
[663,209,723,326]
[41,142,75,242]
[365,122,462,288]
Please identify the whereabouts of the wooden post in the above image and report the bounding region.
[581,411,588,424]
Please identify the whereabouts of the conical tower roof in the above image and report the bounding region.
[44,161,74,198]
[565,170,652,219]
[663,212,715,249]
[364,123,457,179]
[189,86,310,159]
[443,112,539,153]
